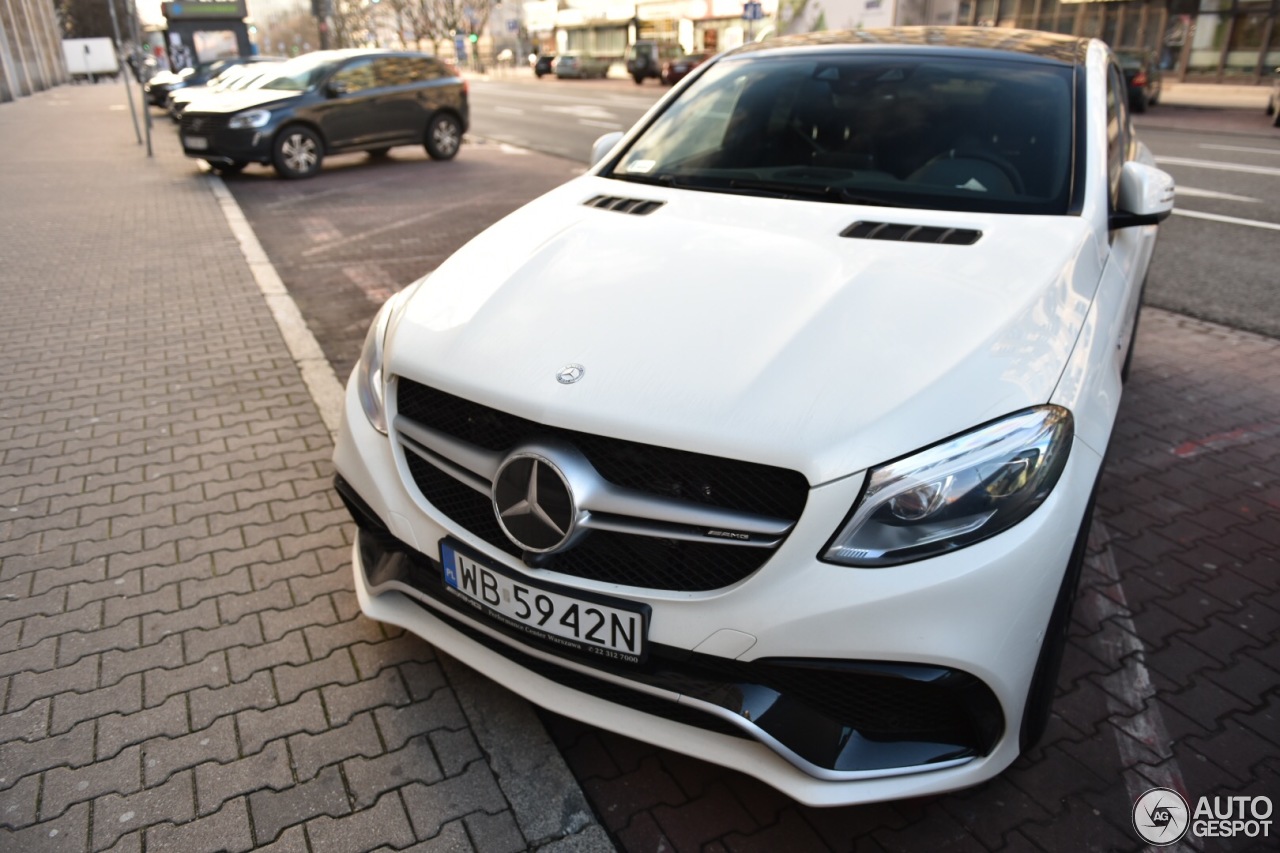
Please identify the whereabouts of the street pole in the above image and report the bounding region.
[105,0,142,145]
[124,0,153,156]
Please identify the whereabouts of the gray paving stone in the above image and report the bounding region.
[142,715,238,787]
[0,771,41,830]
[8,653,97,711]
[195,739,293,817]
[0,720,96,782]
[189,668,276,731]
[0,697,49,746]
[344,736,444,810]
[51,674,143,735]
[249,764,350,844]
[309,792,419,852]
[91,770,195,852]
[1,801,90,853]
[100,634,183,688]
[145,795,253,853]
[41,745,143,822]
[97,695,189,761]
[401,762,510,841]
[289,711,383,783]
[237,689,326,756]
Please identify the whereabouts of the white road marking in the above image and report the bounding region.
[344,265,400,304]
[1155,156,1280,177]
[544,104,619,121]
[495,106,525,115]
[578,119,624,130]
[1199,143,1280,157]
[1172,208,1280,232]
[1175,186,1258,203]
[1083,524,1192,850]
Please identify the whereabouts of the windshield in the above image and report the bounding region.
[260,53,335,92]
[605,53,1075,215]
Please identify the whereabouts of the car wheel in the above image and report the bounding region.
[1130,94,1147,114]
[425,113,462,161]
[632,74,644,85]
[273,126,323,179]
[1019,480,1098,751]
[1274,107,1280,128]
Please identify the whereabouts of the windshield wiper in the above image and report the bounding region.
[609,173,677,187]
[727,179,901,207]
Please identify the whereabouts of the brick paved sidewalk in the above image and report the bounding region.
[0,84,610,852]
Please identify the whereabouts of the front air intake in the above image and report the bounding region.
[841,221,982,245]
[584,195,665,215]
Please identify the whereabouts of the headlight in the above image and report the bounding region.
[355,283,424,434]
[228,109,271,129]
[823,406,1073,567]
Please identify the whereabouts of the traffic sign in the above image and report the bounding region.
[743,1,763,21]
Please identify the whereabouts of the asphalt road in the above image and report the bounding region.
[1139,128,1280,340]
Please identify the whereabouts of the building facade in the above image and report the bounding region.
[0,0,66,102]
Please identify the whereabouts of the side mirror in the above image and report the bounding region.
[1110,161,1175,228]
[590,131,625,168]
[327,80,348,97]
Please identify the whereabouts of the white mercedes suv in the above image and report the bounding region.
[333,28,1174,806]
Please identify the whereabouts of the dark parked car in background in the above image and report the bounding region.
[661,52,709,85]
[1115,48,1161,112]
[624,39,684,84]
[531,54,555,78]
[179,49,468,179]
[168,60,284,120]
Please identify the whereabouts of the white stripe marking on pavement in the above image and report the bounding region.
[1172,208,1280,231]
[1083,523,1193,851]
[1175,186,1259,203]
[1155,156,1280,177]
[495,106,525,115]
[579,119,624,130]
[1199,143,1280,157]
[208,177,346,439]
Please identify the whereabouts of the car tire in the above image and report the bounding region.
[1019,478,1099,752]
[273,126,323,179]
[1130,94,1147,114]
[424,113,462,161]
[632,74,644,85]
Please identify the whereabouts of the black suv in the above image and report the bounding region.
[179,49,469,179]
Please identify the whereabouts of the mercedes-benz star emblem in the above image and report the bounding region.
[493,453,577,553]
[556,363,585,384]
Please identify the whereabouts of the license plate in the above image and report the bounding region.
[440,541,648,664]
[183,135,208,150]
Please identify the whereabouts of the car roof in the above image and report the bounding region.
[733,26,1090,67]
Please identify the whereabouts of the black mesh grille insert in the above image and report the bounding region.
[841,221,982,245]
[180,112,233,136]
[396,379,809,591]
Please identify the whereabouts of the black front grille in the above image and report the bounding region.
[396,379,809,592]
[180,112,233,136]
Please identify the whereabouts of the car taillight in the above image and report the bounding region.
[1133,72,1147,86]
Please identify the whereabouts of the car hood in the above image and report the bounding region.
[187,88,304,114]
[386,177,1101,484]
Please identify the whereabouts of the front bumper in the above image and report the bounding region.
[333,376,1103,805]
[178,116,275,165]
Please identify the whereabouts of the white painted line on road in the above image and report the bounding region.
[578,119,624,130]
[498,143,530,156]
[1172,208,1280,231]
[300,199,477,258]
[495,106,525,115]
[207,176,345,440]
[1175,186,1259,203]
[1155,155,1280,177]
[344,264,401,305]
[1083,523,1191,844]
[1199,143,1280,157]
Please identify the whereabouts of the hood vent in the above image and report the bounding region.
[841,221,981,245]
[584,195,665,216]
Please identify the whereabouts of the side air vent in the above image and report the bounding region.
[584,195,665,216]
[841,221,982,245]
